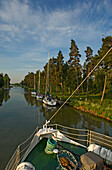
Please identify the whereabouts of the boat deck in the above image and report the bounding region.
[25,138,87,170]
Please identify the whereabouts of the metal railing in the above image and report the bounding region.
[48,124,112,150]
[89,130,112,149]
[5,127,38,170]
[48,124,90,146]
[5,124,112,170]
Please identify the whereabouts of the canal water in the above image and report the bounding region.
[0,87,112,169]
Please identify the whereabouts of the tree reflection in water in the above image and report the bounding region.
[23,88,112,137]
[0,90,10,106]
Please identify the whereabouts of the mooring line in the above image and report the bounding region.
[47,47,112,124]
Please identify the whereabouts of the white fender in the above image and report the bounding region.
[16,162,35,170]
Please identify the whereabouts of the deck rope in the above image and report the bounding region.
[45,138,57,154]
[47,47,112,123]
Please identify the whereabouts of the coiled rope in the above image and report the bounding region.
[45,138,57,154]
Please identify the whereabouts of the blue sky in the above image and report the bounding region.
[0,0,112,83]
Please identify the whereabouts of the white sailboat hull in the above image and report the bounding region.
[43,97,57,106]
[36,95,43,99]
[31,92,36,95]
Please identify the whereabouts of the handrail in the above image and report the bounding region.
[5,148,18,170]
[63,133,88,142]
[48,124,112,149]
[48,123,89,132]
[5,127,38,170]
[90,130,112,140]
[60,129,88,137]
[90,133,112,144]
[5,124,112,170]
[90,137,112,148]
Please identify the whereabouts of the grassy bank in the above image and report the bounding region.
[19,85,112,121]
[55,89,112,121]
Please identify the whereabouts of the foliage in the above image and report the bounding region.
[68,39,81,98]
[85,46,93,100]
[20,36,112,121]
[0,74,4,88]
[97,36,112,103]
[21,36,112,99]
[3,74,10,87]
[0,73,10,88]
[69,92,112,120]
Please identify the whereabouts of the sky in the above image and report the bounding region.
[0,0,112,83]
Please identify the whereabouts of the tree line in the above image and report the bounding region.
[21,36,112,103]
[0,73,10,88]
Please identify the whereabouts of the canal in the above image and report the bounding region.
[0,87,112,169]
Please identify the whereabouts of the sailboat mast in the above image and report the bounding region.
[47,51,49,92]
[45,51,49,95]
[34,73,36,90]
[38,70,40,93]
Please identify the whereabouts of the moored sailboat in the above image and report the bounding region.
[31,74,37,96]
[43,51,57,106]
[43,95,57,106]
[5,47,112,170]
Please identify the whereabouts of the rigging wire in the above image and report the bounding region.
[47,47,112,124]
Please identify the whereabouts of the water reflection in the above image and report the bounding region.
[0,90,10,106]
[24,90,36,106]
[1,87,112,169]
[43,103,56,111]
[23,89,112,137]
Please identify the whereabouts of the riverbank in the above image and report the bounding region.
[57,99,112,122]
[72,104,112,122]
[56,90,112,122]
[19,85,112,121]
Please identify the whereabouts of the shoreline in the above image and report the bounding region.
[73,105,112,122]
[57,99,112,122]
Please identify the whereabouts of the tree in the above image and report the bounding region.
[0,73,4,88]
[63,62,69,93]
[68,39,81,99]
[41,70,46,94]
[44,60,49,95]
[97,36,112,103]
[94,68,105,93]
[4,74,10,88]
[57,51,64,95]
[85,46,93,100]
[82,62,87,92]
[49,57,57,93]
[24,72,35,88]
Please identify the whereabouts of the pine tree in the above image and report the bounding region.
[68,39,81,99]
[57,51,64,95]
[97,36,112,103]
[0,73,4,88]
[85,46,93,101]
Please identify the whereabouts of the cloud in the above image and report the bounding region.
[0,0,112,83]
[0,0,111,48]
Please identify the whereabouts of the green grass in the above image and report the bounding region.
[20,85,112,121]
[54,89,112,121]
